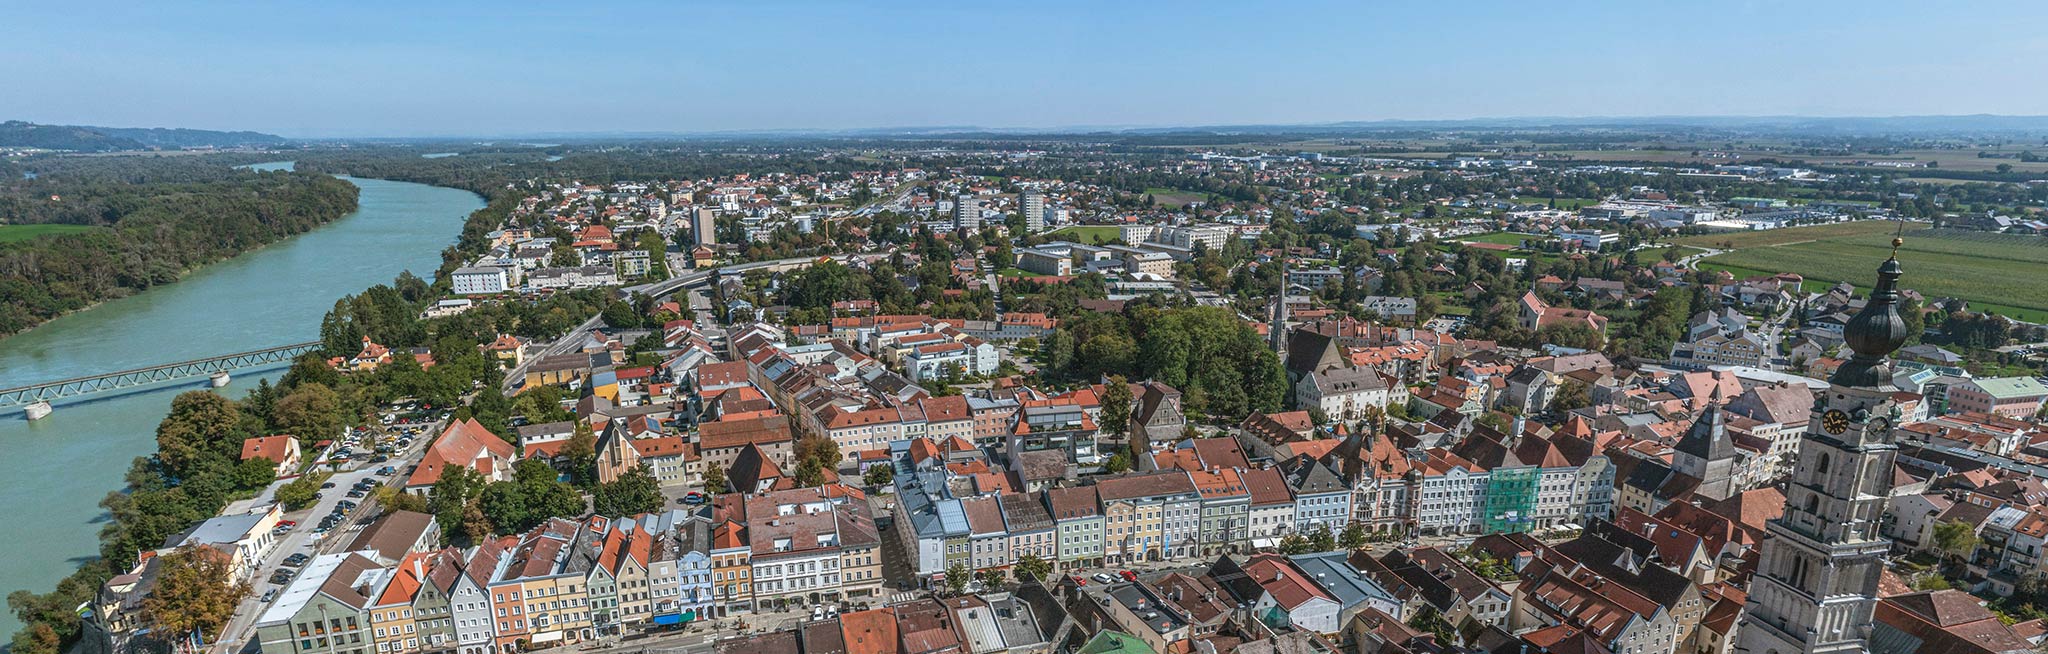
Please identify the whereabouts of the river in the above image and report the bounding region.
[0,162,481,636]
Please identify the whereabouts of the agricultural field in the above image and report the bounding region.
[1046,225,1121,245]
[1673,220,1927,249]
[1554,146,2048,174]
[1505,196,1602,210]
[0,223,99,243]
[1697,227,2048,321]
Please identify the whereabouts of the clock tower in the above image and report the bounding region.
[1735,237,1910,654]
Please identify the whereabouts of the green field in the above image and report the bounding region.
[1672,220,1927,249]
[1698,227,2048,321]
[1508,197,1601,210]
[1142,187,1205,209]
[0,224,100,243]
[1047,225,1121,245]
[1458,231,1546,246]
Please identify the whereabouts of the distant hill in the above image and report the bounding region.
[0,120,286,151]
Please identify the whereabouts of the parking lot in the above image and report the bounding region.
[210,409,447,654]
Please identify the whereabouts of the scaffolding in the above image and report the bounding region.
[1483,467,1539,534]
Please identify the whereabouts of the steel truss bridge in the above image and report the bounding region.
[1,341,322,408]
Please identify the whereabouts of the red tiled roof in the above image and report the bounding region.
[241,435,295,463]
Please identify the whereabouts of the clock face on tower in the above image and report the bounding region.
[1822,409,1851,435]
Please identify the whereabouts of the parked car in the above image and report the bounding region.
[1119,570,1137,581]
[1093,573,1115,584]
[320,482,336,489]
[1069,575,1088,586]
[261,588,279,603]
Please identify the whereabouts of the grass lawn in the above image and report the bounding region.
[1639,245,1706,262]
[1142,187,1205,209]
[0,224,100,243]
[1458,232,1546,246]
[1696,227,2048,321]
[1047,225,1121,245]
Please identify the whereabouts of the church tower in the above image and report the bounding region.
[1735,237,1912,654]
[1672,388,1739,502]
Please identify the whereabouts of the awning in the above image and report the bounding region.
[652,613,684,626]
[529,631,564,644]
[1251,538,1278,549]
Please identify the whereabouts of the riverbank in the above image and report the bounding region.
[0,172,482,641]
[0,166,361,339]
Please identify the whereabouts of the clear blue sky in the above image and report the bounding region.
[7,1,2047,138]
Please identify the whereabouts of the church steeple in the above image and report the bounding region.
[1673,386,1738,501]
[1830,233,1911,389]
[1270,256,1290,357]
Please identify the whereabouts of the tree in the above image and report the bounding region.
[1308,525,1336,552]
[460,501,494,545]
[231,457,280,490]
[703,463,728,495]
[142,546,247,646]
[155,391,242,477]
[1104,452,1132,474]
[1099,375,1133,440]
[1014,554,1054,584]
[562,421,599,488]
[946,563,971,594]
[593,466,665,518]
[863,465,896,487]
[794,457,828,488]
[374,486,429,514]
[1279,533,1313,555]
[1933,520,1980,564]
[1340,523,1369,550]
[12,623,59,654]
[273,382,345,442]
[428,465,489,540]
[274,472,329,511]
[1406,604,1456,646]
[1552,382,1591,412]
[794,434,842,472]
[978,568,1007,590]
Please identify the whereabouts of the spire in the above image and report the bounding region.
[1830,231,1910,389]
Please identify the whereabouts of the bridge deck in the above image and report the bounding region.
[1,341,322,407]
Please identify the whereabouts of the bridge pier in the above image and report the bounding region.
[210,372,231,388]
[24,401,52,421]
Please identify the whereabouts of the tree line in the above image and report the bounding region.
[0,168,360,337]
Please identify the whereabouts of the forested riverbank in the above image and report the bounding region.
[0,157,361,337]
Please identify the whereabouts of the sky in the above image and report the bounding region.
[7,1,2048,138]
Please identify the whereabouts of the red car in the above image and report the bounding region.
[278,520,297,528]
[1119,570,1137,581]
[1069,575,1088,586]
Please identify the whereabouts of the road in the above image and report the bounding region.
[499,312,605,393]
[1674,246,1725,269]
